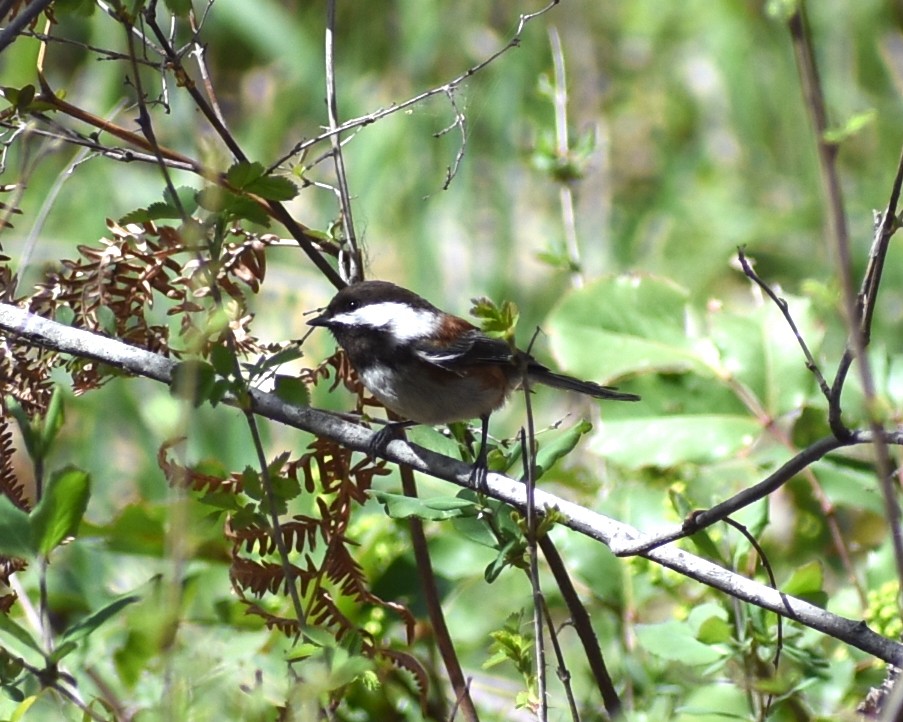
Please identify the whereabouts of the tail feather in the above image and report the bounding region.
[528,364,640,402]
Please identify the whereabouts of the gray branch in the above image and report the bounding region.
[1,302,900,665]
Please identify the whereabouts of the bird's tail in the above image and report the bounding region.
[528,364,640,401]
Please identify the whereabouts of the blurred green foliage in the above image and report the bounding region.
[2,0,903,720]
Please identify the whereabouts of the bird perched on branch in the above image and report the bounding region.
[308,280,639,480]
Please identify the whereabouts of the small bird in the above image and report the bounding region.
[308,280,639,480]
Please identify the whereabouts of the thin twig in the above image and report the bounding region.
[723,518,781,719]
[539,536,620,718]
[0,0,54,53]
[538,595,581,722]
[788,5,903,586]
[548,26,583,288]
[398,462,480,722]
[271,1,562,170]
[139,8,345,289]
[737,248,831,403]
[324,0,361,282]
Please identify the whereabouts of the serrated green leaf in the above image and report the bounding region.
[30,467,90,556]
[229,196,271,226]
[245,175,298,202]
[225,161,266,189]
[163,185,199,214]
[196,186,235,213]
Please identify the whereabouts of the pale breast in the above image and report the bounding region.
[359,363,511,424]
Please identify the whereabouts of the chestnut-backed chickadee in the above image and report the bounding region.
[308,280,639,480]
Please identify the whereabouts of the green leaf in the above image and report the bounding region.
[59,594,141,648]
[209,344,234,377]
[688,603,732,644]
[470,297,519,342]
[782,560,827,606]
[546,275,705,381]
[30,467,91,556]
[590,414,760,468]
[370,491,477,521]
[119,202,182,224]
[823,109,877,145]
[527,420,592,479]
[225,161,266,189]
[49,0,95,16]
[273,375,310,407]
[0,613,42,657]
[0,496,33,558]
[635,621,726,665]
[38,388,65,457]
[242,346,304,378]
[707,296,821,416]
[163,0,192,16]
[6,399,38,463]
[163,185,199,214]
[245,174,298,202]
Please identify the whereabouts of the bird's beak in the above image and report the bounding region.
[307,310,331,328]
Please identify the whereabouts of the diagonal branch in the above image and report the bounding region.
[2,303,902,665]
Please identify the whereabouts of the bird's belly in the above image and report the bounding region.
[359,364,508,424]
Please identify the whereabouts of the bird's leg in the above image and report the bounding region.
[468,414,491,489]
[368,419,417,458]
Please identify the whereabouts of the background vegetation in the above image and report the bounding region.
[2,0,903,720]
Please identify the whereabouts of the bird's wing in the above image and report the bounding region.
[413,329,515,370]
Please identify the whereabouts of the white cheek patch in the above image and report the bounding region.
[332,302,439,341]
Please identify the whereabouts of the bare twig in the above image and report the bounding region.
[538,595,581,722]
[272,1,562,169]
[324,0,361,282]
[0,0,54,53]
[737,248,831,402]
[788,6,903,586]
[398,461,479,722]
[539,535,620,718]
[548,26,583,288]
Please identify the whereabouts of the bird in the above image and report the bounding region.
[308,280,639,482]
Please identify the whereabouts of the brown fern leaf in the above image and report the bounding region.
[378,648,430,712]
[240,601,300,637]
[0,410,30,511]
[230,556,304,597]
[307,589,375,646]
[321,542,417,644]
[157,439,243,493]
[228,517,326,556]
[0,312,56,417]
